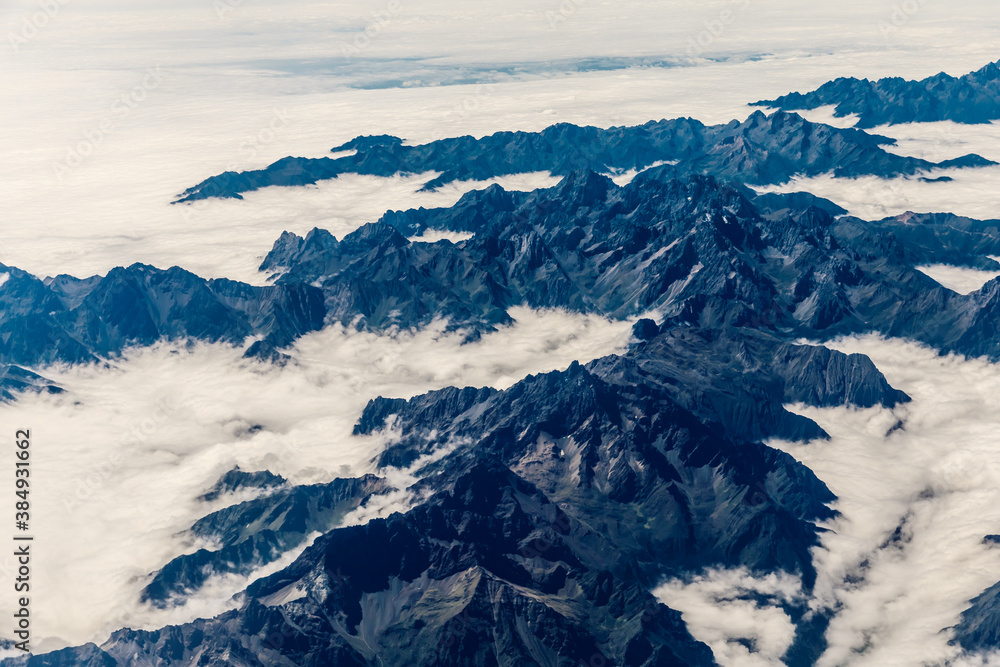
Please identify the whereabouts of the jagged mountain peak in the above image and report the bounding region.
[174,109,990,203]
[757,57,1000,127]
[332,134,405,153]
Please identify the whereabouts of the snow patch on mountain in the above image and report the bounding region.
[407,229,475,243]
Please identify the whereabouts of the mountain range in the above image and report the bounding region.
[9,59,1000,666]
[174,110,992,203]
[10,167,1000,665]
[10,167,1000,385]
[755,59,1000,127]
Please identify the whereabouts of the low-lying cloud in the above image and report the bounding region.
[659,337,1000,666]
[2,167,559,286]
[654,568,804,667]
[0,307,635,652]
[916,263,1000,294]
[757,121,1000,221]
[770,336,1000,666]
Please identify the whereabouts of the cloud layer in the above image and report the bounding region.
[757,120,1000,221]
[0,307,635,651]
[772,336,1000,666]
[4,1,1000,283]
[916,263,1000,295]
[654,568,804,667]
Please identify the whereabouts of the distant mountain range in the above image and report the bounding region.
[755,59,1000,127]
[9,168,1000,392]
[174,110,992,203]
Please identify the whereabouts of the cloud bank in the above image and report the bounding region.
[771,336,1000,666]
[654,568,804,667]
[757,121,1000,221]
[916,263,1000,295]
[0,307,635,651]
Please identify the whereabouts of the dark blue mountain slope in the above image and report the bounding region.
[263,169,1000,361]
[141,475,389,607]
[755,59,1000,127]
[174,110,991,203]
[0,365,62,402]
[0,264,326,369]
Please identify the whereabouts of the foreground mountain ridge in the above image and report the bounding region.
[8,321,910,665]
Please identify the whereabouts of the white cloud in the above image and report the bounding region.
[916,263,1000,295]
[756,166,1000,222]
[0,307,635,650]
[0,165,558,285]
[407,229,476,243]
[605,160,677,186]
[770,336,1000,666]
[776,105,861,129]
[756,120,1000,221]
[879,120,1000,165]
[654,568,803,667]
[952,653,1000,667]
